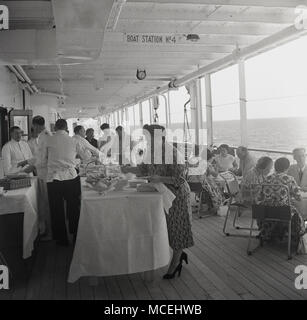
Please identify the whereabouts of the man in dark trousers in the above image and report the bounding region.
[41,119,87,246]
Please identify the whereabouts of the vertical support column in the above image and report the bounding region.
[139,102,143,127]
[117,111,120,125]
[238,60,248,147]
[161,94,169,128]
[205,74,213,147]
[148,98,153,124]
[121,109,124,124]
[167,91,171,127]
[132,105,136,129]
[189,80,199,146]
[125,107,129,128]
[195,78,204,146]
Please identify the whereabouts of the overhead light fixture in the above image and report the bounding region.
[136,69,146,81]
[106,0,126,31]
[186,34,200,42]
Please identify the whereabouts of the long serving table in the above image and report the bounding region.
[68,180,171,283]
[0,178,39,259]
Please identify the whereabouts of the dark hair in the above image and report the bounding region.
[74,125,84,135]
[55,119,67,131]
[86,128,94,135]
[256,156,273,170]
[144,124,165,135]
[274,157,290,173]
[32,115,45,126]
[115,125,124,133]
[293,148,306,154]
[219,144,229,152]
[237,146,248,153]
[206,149,213,161]
[9,126,21,134]
[100,123,110,131]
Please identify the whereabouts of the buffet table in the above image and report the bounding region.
[68,182,171,283]
[0,178,39,259]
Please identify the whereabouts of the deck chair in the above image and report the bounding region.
[221,171,250,236]
[188,180,216,219]
[247,184,293,260]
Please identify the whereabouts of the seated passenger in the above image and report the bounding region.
[213,144,238,173]
[188,149,223,213]
[235,146,256,178]
[255,157,305,249]
[288,148,307,192]
[241,156,273,205]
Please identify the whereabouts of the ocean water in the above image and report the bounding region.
[169,117,307,152]
[212,117,307,152]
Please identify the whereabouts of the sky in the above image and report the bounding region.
[169,34,307,123]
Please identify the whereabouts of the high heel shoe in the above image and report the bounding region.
[180,252,188,265]
[163,263,183,279]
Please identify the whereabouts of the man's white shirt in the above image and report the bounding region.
[40,130,89,182]
[1,139,33,175]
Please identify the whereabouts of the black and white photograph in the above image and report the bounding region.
[0,0,307,309]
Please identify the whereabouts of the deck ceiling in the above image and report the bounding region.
[1,0,305,118]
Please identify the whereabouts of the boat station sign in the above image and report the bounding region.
[124,33,179,44]
[0,5,9,30]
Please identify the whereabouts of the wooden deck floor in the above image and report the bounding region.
[1,212,307,300]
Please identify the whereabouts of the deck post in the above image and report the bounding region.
[139,102,143,127]
[189,80,199,147]
[117,110,120,125]
[125,107,129,128]
[148,98,153,124]
[167,91,171,127]
[205,74,213,147]
[238,60,248,146]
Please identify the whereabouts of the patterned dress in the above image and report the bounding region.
[255,173,306,248]
[138,147,194,251]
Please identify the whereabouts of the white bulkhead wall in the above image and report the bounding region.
[0,66,23,110]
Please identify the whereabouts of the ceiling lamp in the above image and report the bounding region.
[186,34,200,42]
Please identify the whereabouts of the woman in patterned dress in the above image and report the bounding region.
[122,124,194,279]
[240,156,273,206]
[256,157,306,250]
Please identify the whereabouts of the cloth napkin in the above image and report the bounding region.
[150,182,176,214]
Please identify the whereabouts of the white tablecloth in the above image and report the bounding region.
[0,178,39,259]
[68,186,171,283]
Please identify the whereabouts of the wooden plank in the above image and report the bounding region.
[93,278,109,300]
[179,266,210,300]
[194,218,304,299]
[52,246,68,300]
[192,228,272,299]
[79,278,95,300]
[66,248,81,300]
[153,268,183,300]
[105,276,123,300]
[191,240,258,299]
[141,270,168,300]
[128,273,152,300]
[25,242,47,300]
[185,259,227,300]
[38,242,57,300]
[115,275,138,300]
